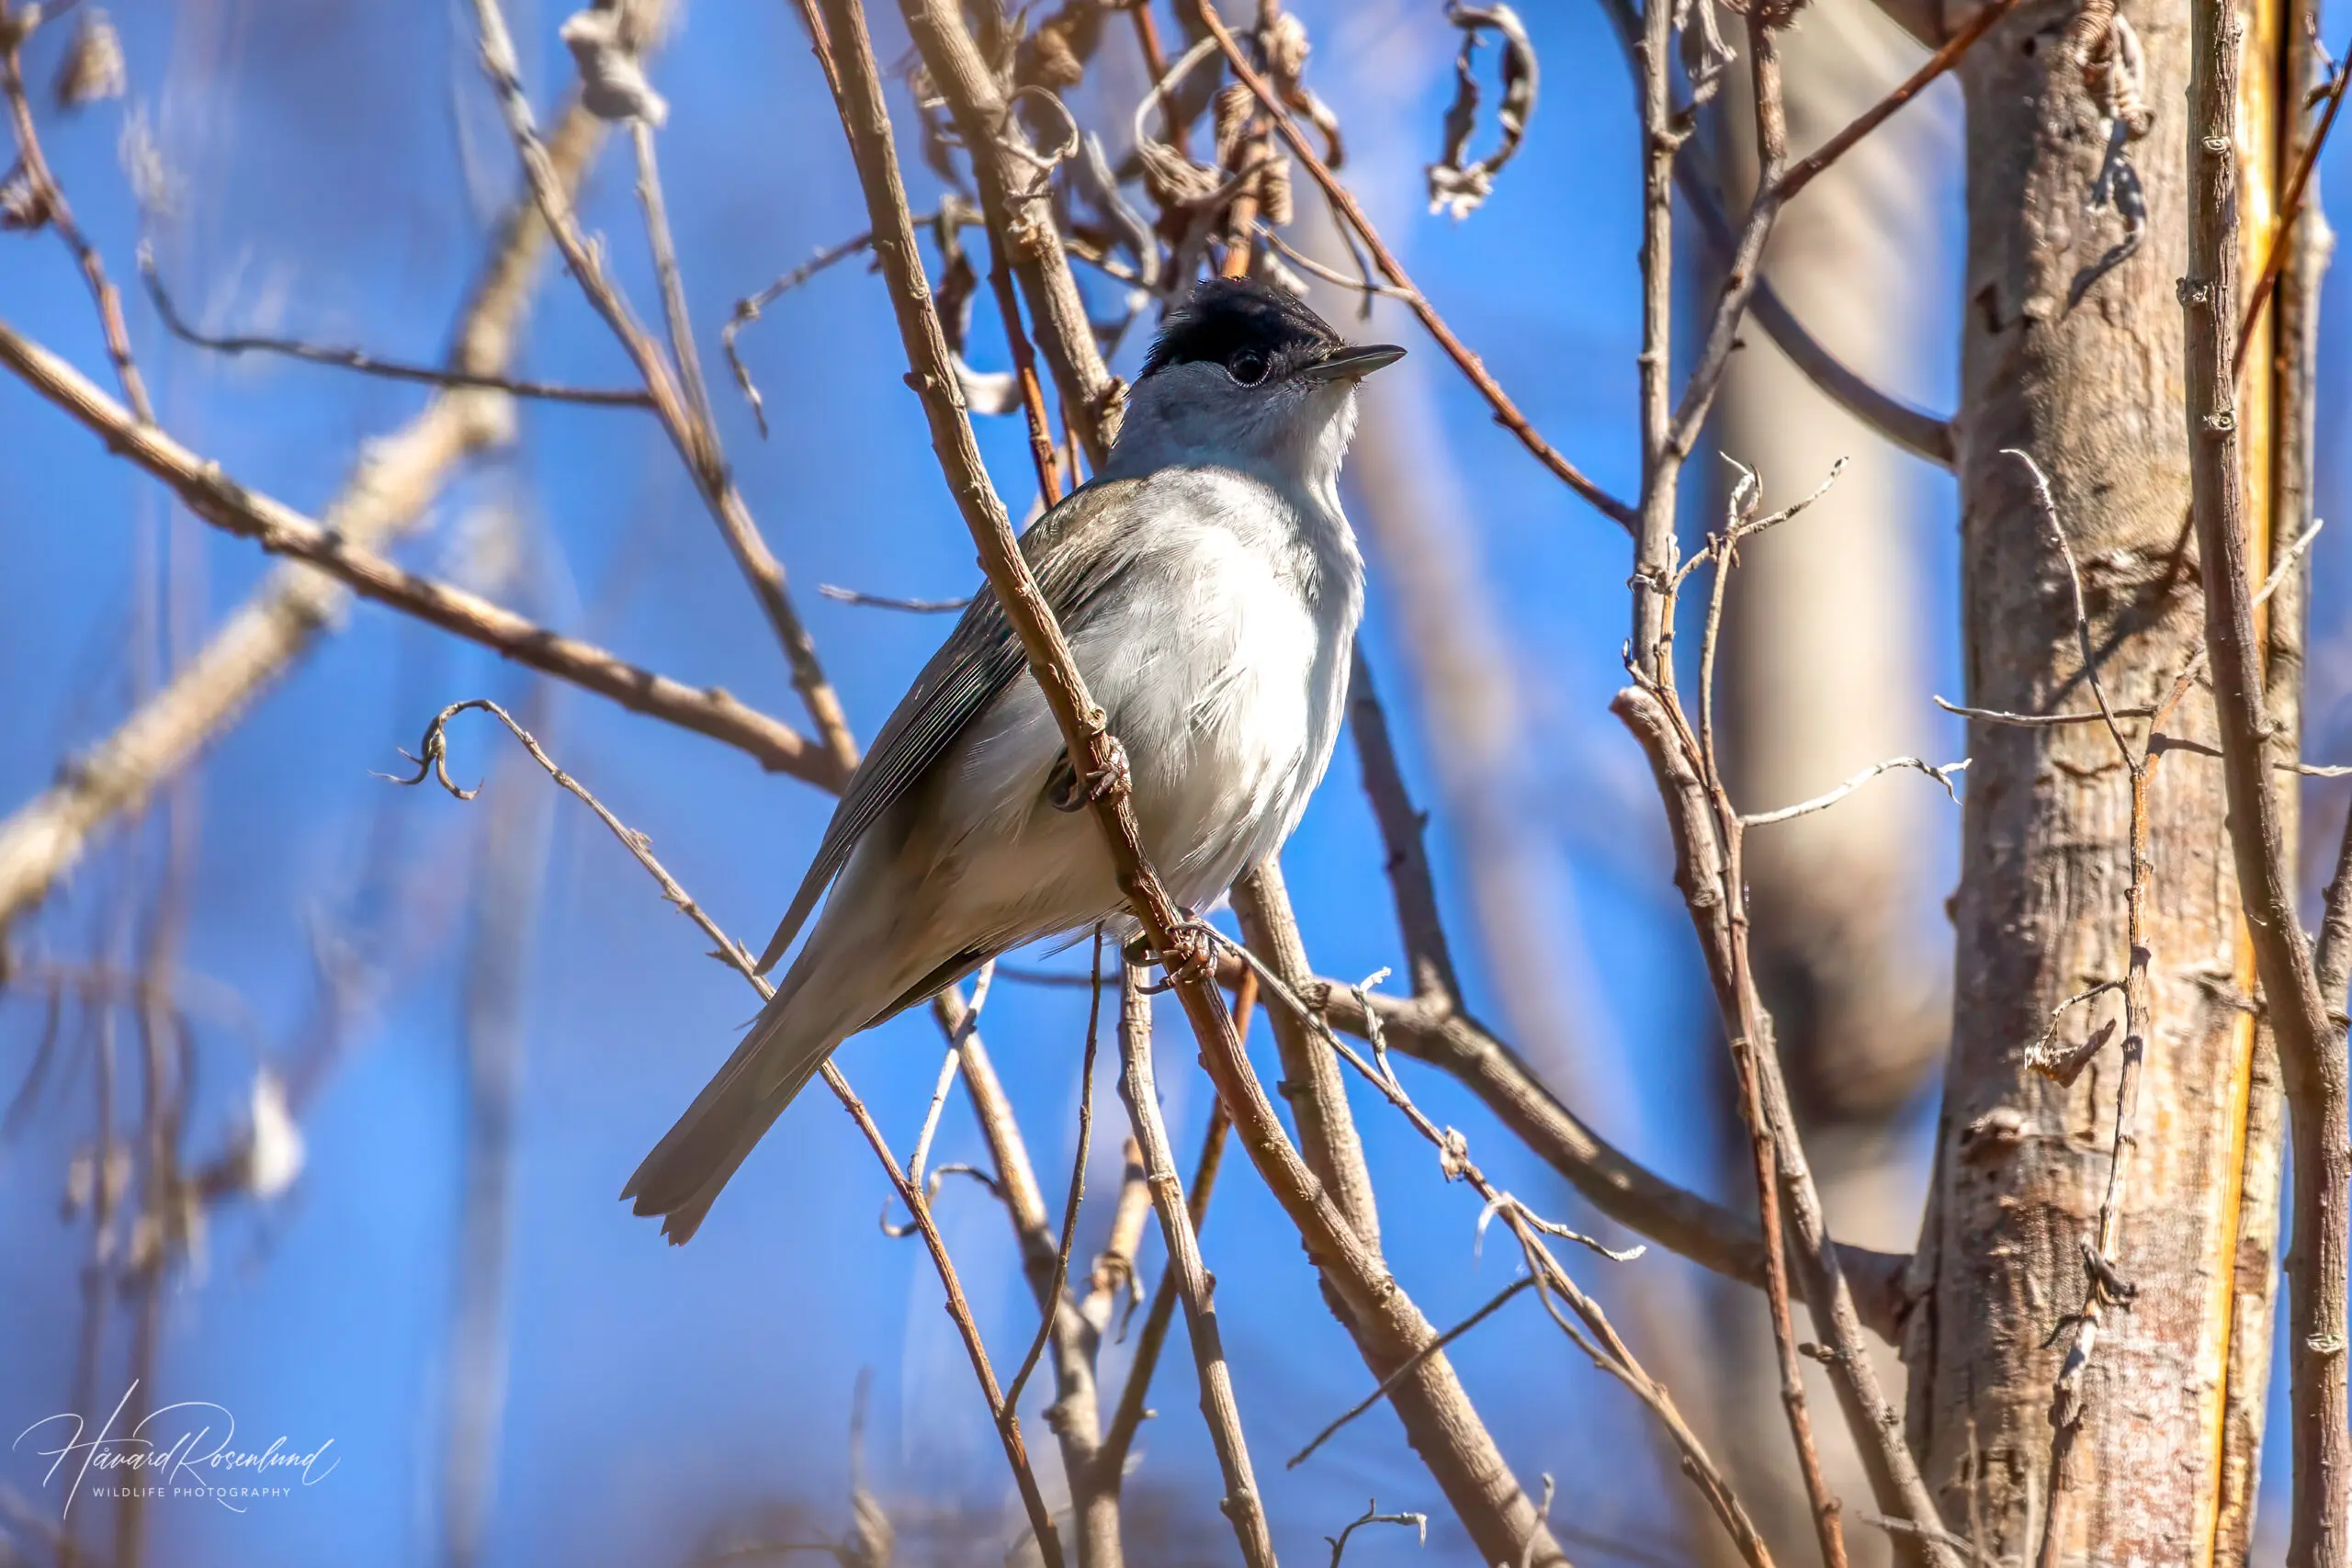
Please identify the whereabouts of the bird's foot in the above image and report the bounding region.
[1158,917,1220,989]
[1047,734,1132,813]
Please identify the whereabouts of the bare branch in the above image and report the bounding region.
[1600,0,1959,468]
[1936,695,2152,728]
[1097,1100,1231,1478]
[0,320,844,788]
[1115,960,1276,1568]
[1225,908,1765,1565]
[2182,6,2349,1556]
[1299,982,1913,1340]
[1661,20,1791,468]
[980,213,1068,506]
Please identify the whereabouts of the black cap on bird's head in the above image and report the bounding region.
[1141,276,1405,389]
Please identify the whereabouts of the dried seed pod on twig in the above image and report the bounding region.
[2068,13,2151,306]
[1214,80,1293,226]
[930,202,1021,416]
[1427,3,1535,221]
[1675,0,1734,107]
[0,164,49,231]
[53,9,126,112]
[559,4,669,124]
[1260,9,1342,168]
[1014,0,1104,92]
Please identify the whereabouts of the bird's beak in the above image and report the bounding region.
[1299,343,1407,383]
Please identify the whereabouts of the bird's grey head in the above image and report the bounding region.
[1104,277,1404,493]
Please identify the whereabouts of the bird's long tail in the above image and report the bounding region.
[622,977,843,1245]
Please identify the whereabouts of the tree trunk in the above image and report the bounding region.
[1910,0,2297,1560]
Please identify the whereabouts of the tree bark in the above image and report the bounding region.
[1910,0,2296,1559]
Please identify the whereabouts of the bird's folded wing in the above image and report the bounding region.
[755,478,1149,974]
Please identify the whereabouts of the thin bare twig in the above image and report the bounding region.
[1097,1098,1231,1478]
[1676,445,1855,1568]
[1738,755,1969,828]
[1289,1278,1535,1470]
[1626,0,1680,664]
[1661,21,1790,472]
[818,583,971,614]
[137,246,651,407]
[2002,448,2169,1568]
[2010,450,2132,761]
[1620,430,1954,1560]
[1772,0,2022,204]
[389,699,1062,1566]
[1935,695,2153,728]
[2234,37,2349,382]
[930,979,1131,1565]
[723,229,875,436]
[982,214,1067,506]
[0,0,151,422]
[1324,1503,1426,1567]
[1001,932,1101,1416]
[629,120,716,433]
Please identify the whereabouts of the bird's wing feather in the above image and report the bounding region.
[755,479,1148,973]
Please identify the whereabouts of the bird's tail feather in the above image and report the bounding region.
[622,983,842,1245]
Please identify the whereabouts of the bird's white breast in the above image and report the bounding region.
[932,466,1361,938]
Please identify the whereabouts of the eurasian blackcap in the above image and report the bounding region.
[625,276,1402,1242]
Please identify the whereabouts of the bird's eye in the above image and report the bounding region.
[1227,349,1268,386]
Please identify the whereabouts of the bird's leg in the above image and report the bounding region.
[1047,733,1133,812]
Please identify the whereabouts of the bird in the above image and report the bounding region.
[623,276,1404,1243]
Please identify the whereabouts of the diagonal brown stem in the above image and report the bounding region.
[2183,6,2348,1561]
[468,0,861,775]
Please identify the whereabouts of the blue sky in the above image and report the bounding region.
[2,3,2346,1566]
